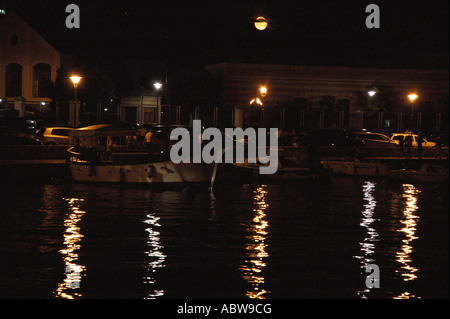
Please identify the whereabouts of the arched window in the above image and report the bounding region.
[5,63,22,97]
[33,63,51,97]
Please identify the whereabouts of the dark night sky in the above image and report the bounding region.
[3,0,449,69]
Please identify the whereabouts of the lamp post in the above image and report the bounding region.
[70,75,82,100]
[248,85,268,125]
[69,75,82,127]
[154,82,162,123]
[367,90,377,130]
[408,93,418,116]
[408,93,418,130]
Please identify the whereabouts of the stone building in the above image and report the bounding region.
[205,63,449,133]
[0,12,60,117]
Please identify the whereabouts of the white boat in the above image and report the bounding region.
[389,164,449,184]
[321,158,389,177]
[67,124,217,185]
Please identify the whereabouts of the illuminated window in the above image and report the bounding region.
[5,63,22,97]
[33,63,51,97]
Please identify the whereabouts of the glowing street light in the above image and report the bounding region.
[250,97,263,106]
[408,93,419,117]
[154,82,163,123]
[153,82,163,90]
[70,75,82,100]
[260,86,267,97]
[368,90,376,97]
[408,93,419,129]
[408,93,418,103]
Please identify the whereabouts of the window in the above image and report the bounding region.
[52,129,69,136]
[33,63,51,97]
[5,63,22,97]
[370,134,388,141]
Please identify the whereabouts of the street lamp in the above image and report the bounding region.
[259,86,267,97]
[408,93,418,116]
[408,93,418,130]
[69,75,82,127]
[408,93,418,103]
[70,75,82,100]
[368,90,376,97]
[153,82,162,90]
[154,82,163,123]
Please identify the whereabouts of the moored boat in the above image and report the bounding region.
[388,164,449,184]
[232,160,319,180]
[321,158,389,177]
[67,124,217,185]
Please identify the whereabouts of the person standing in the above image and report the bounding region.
[417,132,423,159]
[405,135,412,158]
[145,128,153,153]
[398,136,405,157]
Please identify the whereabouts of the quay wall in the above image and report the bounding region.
[0,145,68,160]
[0,144,447,161]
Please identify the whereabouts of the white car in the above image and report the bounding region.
[389,133,436,147]
[35,127,74,145]
[354,132,396,148]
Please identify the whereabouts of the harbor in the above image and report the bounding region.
[0,1,448,303]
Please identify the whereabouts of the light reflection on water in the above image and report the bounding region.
[239,185,270,299]
[143,212,166,299]
[354,181,379,299]
[394,184,421,299]
[54,198,86,299]
[0,176,447,299]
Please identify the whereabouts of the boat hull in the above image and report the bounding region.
[321,160,389,177]
[69,161,217,184]
[232,162,318,180]
[389,170,448,184]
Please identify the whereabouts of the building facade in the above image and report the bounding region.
[205,63,449,133]
[0,12,60,117]
[119,91,161,125]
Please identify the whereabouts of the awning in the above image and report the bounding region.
[69,124,135,137]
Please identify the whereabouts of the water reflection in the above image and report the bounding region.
[54,198,86,299]
[143,212,166,299]
[394,184,421,299]
[240,185,270,299]
[354,181,379,298]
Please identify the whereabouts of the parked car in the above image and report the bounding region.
[308,129,365,148]
[354,131,397,148]
[0,125,41,145]
[0,115,37,136]
[35,127,74,145]
[389,133,436,147]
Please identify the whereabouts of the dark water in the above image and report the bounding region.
[0,172,448,299]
